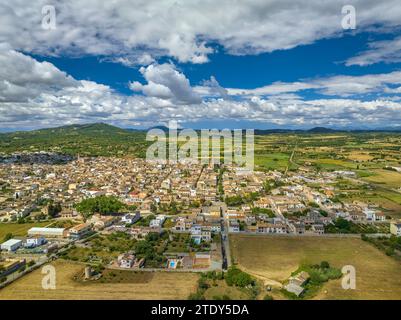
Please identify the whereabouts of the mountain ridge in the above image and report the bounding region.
[2,123,401,135]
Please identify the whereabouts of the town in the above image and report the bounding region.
[1,151,400,299]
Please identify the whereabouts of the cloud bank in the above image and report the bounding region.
[1,0,401,64]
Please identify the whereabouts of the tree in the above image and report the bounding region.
[3,233,13,242]
[225,266,254,287]
[225,196,244,206]
[75,196,124,216]
[48,202,62,217]
[150,203,157,213]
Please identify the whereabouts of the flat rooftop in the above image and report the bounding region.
[28,227,65,232]
[1,239,22,246]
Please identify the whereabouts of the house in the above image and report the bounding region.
[284,271,310,297]
[374,212,386,222]
[150,215,166,228]
[207,222,221,233]
[208,206,221,217]
[363,207,385,222]
[25,237,46,248]
[228,220,240,233]
[89,214,115,230]
[311,224,325,235]
[172,217,191,232]
[245,215,256,225]
[257,223,287,234]
[363,208,375,221]
[121,212,140,225]
[190,224,211,244]
[59,208,78,219]
[1,239,23,252]
[193,253,211,268]
[127,192,147,204]
[284,283,305,297]
[201,206,221,218]
[69,223,91,240]
[117,253,135,268]
[390,221,401,236]
[253,197,271,209]
[290,222,305,234]
[130,227,157,239]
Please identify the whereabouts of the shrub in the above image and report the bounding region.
[225,267,254,287]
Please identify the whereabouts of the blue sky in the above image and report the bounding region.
[1,1,401,130]
[34,31,401,96]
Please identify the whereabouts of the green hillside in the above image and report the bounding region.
[0,123,149,157]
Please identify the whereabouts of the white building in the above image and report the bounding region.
[25,237,47,248]
[1,239,23,252]
[390,221,401,236]
[28,227,65,237]
[150,215,166,228]
[117,253,135,268]
[228,220,240,233]
[121,212,140,225]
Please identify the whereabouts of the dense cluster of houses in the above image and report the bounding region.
[1,153,399,275]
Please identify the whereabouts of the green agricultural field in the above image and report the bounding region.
[0,222,50,241]
[254,152,290,171]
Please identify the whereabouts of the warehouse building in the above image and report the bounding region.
[0,258,26,277]
[1,239,23,252]
[28,227,66,238]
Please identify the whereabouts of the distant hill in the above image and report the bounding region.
[148,125,170,132]
[1,123,401,157]
[0,123,149,157]
[254,127,340,135]
[307,127,340,133]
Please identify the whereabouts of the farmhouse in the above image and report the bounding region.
[284,271,310,297]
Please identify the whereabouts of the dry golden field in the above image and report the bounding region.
[0,260,199,300]
[362,169,401,188]
[230,234,401,300]
[347,151,374,161]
